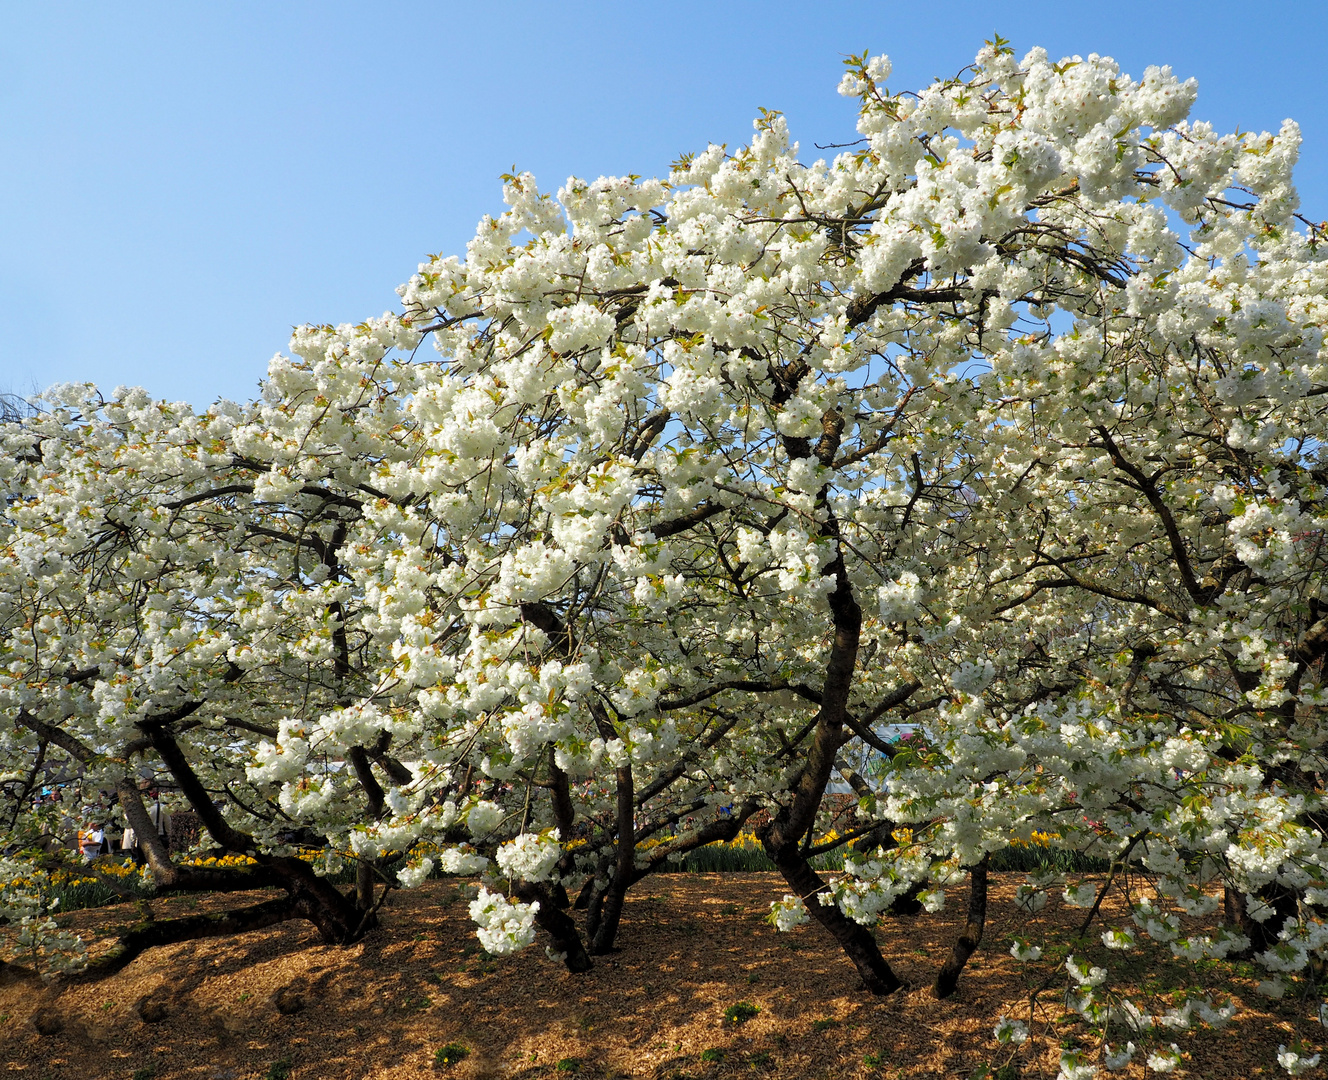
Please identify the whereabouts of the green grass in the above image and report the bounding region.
[680,844,775,873]
[987,845,1111,874]
[52,876,153,912]
[723,1001,759,1025]
[434,1044,469,1067]
[678,842,848,874]
[264,1059,292,1080]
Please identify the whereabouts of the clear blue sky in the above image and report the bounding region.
[3,1,1326,406]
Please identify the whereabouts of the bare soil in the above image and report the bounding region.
[0,873,1315,1079]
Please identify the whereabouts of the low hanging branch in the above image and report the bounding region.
[79,897,304,979]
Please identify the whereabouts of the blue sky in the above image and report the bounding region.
[3,1,1326,406]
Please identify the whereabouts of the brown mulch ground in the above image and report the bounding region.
[0,873,1317,1079]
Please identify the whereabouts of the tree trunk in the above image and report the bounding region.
[141,725,369,943]
[515,882,593,973]
[932,857,988,999]
[589,764,635,954]
[355,861,376,913]
[1225,884,1297,957]
[765,836,903,995]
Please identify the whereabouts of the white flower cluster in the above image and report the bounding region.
[1145,1045,1183,1074]
[438,847,491,876]
[768,894,809,932]
[495,831,562,883]
[395,857,434,889]
[1010,939,1043,961]
[992,1015,1028,1045]
[467,887,539,956]
[1279,1046,1323,1077]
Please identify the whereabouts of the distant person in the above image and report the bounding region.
[77,822,105,862]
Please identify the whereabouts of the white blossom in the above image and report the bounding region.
[768,894,809,932]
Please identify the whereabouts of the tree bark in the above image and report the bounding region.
[589,764,635,954]
[1225,884,1298,957]
[140,724,367,943]
[79,896,303,978]
[932,857,988,999]
[355,861,376,913]
[767,837,903,995]
[753,489,904,995]
[515,881,594,973]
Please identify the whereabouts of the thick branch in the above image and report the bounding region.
[140,725,253,852]
[1094,426,1204,603]
[15,710,96,764]
[79,897,301,979]
[648,501,728,540]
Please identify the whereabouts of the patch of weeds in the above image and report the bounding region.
[265,1060,293,1080]
[724,1001,759,1025]
[863,1052,886,1068]
[238,992,251,1003]
[700,1048,725,1063]
[434,1043,470,1068]
[812,1018,838,1032]
[402,995,432,1011]
[131,1069,156,1080]
[720,904,739,916]
[969,1066,1018,1080]
[579,1014,596,1031]
[747,1051,772,1069]
[556,1059,583,1073]
[745,973,760,984]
